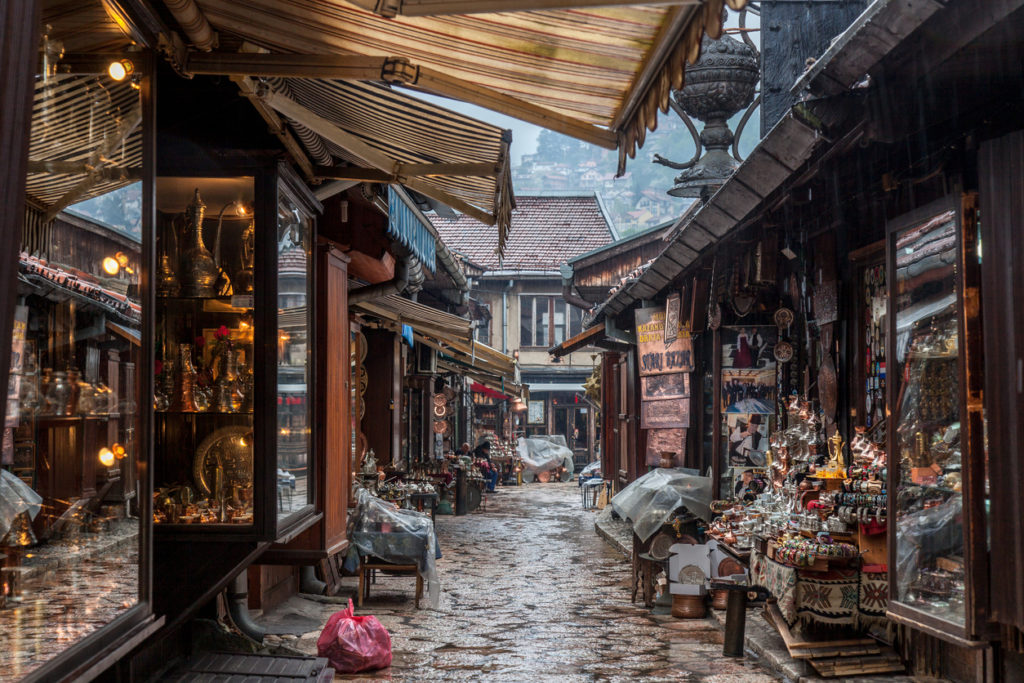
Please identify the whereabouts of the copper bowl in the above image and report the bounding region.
[672,594,707,619]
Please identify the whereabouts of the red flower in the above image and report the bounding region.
[214,325,230,340]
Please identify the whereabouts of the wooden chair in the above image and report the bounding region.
[357,558,423,609]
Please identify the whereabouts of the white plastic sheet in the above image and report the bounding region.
[610,468,713,542]
[516,436,574,475]
[350,489,440,608]
[0,469,42,538]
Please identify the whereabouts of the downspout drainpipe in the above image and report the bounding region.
[349,257,410,304]
[502,279,513,353]
[300,566,326,595]
[164,0,219,51]
[227,571,266,643]
[560,263,592,311]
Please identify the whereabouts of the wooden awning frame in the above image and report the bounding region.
[548,324,604,358]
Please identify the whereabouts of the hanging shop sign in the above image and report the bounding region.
[641,398,690,429]
[635,306,693,376]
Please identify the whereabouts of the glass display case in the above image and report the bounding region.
[0,44,151,679]
[886,197,987,641]
[153,166,317,537]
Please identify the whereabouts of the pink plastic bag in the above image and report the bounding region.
[316,599,392,673]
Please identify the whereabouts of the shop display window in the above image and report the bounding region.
[0,59,146,676]
[277,187,313,520]
[889,206,966,626]
[153,177,257,527]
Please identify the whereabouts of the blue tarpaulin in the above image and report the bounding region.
[388,187,436,272]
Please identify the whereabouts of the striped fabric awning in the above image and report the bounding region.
[188,0,746,173]
[25,74,142,218]
[261,76,513,245]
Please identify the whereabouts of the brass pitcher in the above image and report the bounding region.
[178,189,218,298]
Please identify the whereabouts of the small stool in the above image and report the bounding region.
[358,559,423,609]
[709,581,771,657]
[581,479,603,509]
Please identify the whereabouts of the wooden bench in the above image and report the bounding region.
[357,559,423,609]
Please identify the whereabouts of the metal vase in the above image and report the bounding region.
[173,344,199,412]
[179,189,218,298]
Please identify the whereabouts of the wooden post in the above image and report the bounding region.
[0,0,38,430]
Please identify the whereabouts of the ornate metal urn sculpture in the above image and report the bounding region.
[179,189,218,297]
[655,24,759,201]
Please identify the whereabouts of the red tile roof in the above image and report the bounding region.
[432,194,615,272]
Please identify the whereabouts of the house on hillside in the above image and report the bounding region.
[433,193,617,466]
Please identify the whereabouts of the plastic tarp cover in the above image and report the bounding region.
[610,468,713,542]
[350,489,440,608]
[0,469,42,537]
[516,436,574,475]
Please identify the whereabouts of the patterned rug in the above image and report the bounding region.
[858,569,889,628]
[795,567,860,626]
[751,549,798,625]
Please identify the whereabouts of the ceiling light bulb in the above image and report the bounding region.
[98,447,115,467]
[102,256,120,275]
[108,59,134,82]
[113,443,126,459]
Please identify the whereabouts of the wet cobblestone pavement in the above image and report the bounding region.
[265,482,779,682]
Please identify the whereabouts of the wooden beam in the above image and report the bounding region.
[349,0,691,17]
[313,162,497,182]
[258,88,395,171]
[183,51,617,150]
[231,75,315,180]
[401,177,496,226]
[27,160,141,180]
[187,52,396,80]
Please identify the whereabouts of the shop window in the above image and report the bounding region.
[520,296,583,347]
[0,58,146,676]
[474,303,491,345]
[277,188,314,520]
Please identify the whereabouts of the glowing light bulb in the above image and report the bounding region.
[112,443,126,459]
[98,447,115,467]
[102,256,120,276]
[107,59,133,82]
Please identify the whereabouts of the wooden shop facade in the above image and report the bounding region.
[559,1,1024,680]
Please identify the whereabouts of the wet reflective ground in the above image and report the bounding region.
[270,482,778,682]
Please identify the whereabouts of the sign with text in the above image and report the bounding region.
[635,306,693,376]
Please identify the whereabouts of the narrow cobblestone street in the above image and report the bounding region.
[265,483,779,682]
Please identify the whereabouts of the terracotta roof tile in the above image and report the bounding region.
[432,195,614,272]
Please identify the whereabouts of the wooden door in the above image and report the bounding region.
[319,243,351,553]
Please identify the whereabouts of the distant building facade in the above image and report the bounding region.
[433,193,616,465]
